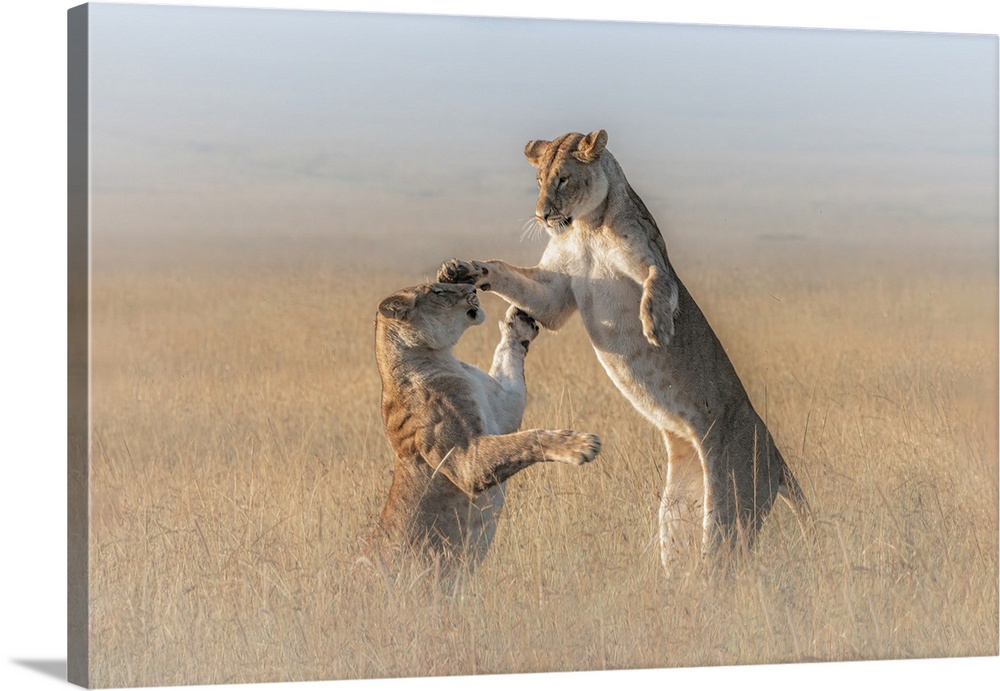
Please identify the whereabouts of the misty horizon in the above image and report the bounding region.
[88,4,998,264]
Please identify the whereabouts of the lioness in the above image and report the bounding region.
[438,130,807,573]
[370,282,601,577]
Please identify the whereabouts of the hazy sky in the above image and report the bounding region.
[87,3,998,262]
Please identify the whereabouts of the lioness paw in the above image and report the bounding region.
[437,259,491,290]
[501,305,540,349]
[640,278,679,347]
[641,307,675,348]
[545,430,601,466]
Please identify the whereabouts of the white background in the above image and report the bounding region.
[1,2,997,690]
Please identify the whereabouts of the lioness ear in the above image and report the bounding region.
[524,139,549,166]
[378,293,416,321]
[574,129,607,163]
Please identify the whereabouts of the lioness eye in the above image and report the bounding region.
[556,176,568,188]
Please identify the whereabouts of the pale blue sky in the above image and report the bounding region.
[87,3,998,260]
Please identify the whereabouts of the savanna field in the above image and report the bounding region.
[87,236,998,688]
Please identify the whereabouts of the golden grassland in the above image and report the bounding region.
[88,242,998,687]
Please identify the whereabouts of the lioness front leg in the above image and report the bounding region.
[603,228,679,347]
[533,429,603,465]
[425,429,601,495]
[493,305,539,363]
[640,265,680,347]
[486,306,540,431]
[437,259,576,331]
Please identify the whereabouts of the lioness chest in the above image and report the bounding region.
[556,232,701,434]
[458,362,520,435]
[409,363,516,556]
[559,231,646,353]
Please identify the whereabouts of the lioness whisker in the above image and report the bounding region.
[519,218,544,243]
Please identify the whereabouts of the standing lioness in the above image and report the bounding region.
[438,130,807,573]
[370,282,601,577]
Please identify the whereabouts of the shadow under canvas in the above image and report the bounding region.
[12,659,68,682]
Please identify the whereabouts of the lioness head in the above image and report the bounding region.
[524,129,610,235]
[376,282,484,350]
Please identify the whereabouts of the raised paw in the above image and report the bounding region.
[542,430,601,466]
[640,305,674,347]
[640,280,678,347]
[501,305,540,350]
[437,258,491,290]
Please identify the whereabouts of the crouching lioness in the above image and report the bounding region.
[368,282,601,579]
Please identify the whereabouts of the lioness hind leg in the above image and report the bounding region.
[699,445,750,563]
[777,464,812,535]
[702,432,796,561]
[658,431,704,576]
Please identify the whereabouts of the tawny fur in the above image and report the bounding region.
[369,282,601,578]
[438,130,808,574]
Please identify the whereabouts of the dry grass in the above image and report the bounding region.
[88,243,998,688]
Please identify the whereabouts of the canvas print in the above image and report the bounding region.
[68,2,999,688]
